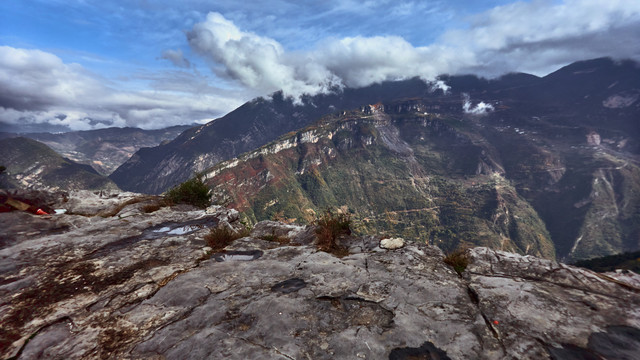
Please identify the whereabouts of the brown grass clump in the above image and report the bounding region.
[443,247,470,275]
[314,209,351,257]
[141,199,169,213]
[204,226,250,251]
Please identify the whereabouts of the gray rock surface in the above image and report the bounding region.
[1,197,639,359]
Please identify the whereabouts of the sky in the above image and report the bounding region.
[1,0,639,132]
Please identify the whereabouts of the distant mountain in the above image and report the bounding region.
[199,58,640,262]
[0,137,118,191]
[204,103,557,260]
[0,125,192,175]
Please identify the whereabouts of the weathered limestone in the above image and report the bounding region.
[0,196,638,359]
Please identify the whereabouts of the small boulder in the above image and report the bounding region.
[380,237,405,250]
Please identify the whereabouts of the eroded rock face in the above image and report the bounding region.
[0,199,638,359]
[466,248,640,358]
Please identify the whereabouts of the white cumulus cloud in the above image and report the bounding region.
[0,46,242,131]
[3,0,640,131]
[462,93,494,115]
[187,12,343,100]
[187,1,640,100]
[187,13,467,100]
[443,0,640,76]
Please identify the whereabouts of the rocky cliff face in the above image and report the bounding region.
[204,100,559,260]
[203,88,640,262]
[109,79,445,194]
[1,192,638,359]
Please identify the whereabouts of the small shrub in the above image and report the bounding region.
[315,209,351,257]
[443,247,470,275]
[164,174,211,209]
[204,226,250,251]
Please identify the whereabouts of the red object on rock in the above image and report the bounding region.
[35,208,48,215]
[493,320,499,325]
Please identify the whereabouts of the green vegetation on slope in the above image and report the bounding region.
[206,91,640,262]
[573,250,640,273]
[208,112,556,259]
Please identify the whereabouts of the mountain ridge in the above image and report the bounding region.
[0,125,192,176]
[110,57,640,195]
[198,63,640,262]
[0,137,119,191]
[109,78,444,194]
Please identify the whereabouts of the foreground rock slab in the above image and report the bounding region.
[0,201,639,359]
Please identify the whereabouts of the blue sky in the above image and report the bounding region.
[1,0,639,131]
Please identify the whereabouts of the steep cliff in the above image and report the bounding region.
[204,101,556,259]
[203,89,640,262]
[109,79,441,194]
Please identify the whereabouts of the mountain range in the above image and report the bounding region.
[0,126,192,191]
[109,79,448,194]
[1,125,191,175]
[0,137,119,191]
[110,58,640,196]
[108,57,640,262]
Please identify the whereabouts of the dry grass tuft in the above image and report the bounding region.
[315,209,351,257]
[204,226,250,251]
[260,233,291,245]
[443,247,470,275]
